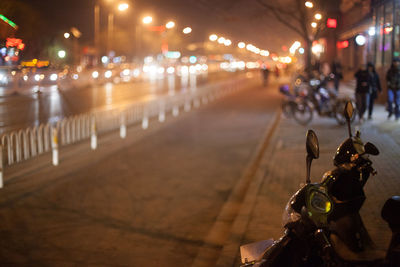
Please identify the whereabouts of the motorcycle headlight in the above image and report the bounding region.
[310,190,332,213]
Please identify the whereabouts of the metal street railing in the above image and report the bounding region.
[0,77,252,187]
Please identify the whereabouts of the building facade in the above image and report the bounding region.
[337,0,400,72]
[334,0,400,101]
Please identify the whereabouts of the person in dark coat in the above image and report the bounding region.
[367,62,382,119]
[386,58,400,120]
[332,60,343,92]
[354,64,370,122]
[261,66,270,86]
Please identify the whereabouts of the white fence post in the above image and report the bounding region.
[172,105,179,117]
[184,99,191,112]
[51,127,59,166]
[0,145,3,188]
[120,112,127,139]
[142,109,149,129]
[158,101,165,122]
[91,118,97,150]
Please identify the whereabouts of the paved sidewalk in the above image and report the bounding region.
[237,98,400,265]
[340,80,400,146]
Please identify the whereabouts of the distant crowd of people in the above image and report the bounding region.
[354,58,400,122]
[264,57,400,123]
[313,58,400,123]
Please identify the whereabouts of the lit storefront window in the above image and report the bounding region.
[372,0,400,68]
[383,1,393,65]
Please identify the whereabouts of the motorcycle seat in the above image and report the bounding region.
[330,233,386,262]
[381,196,400,232]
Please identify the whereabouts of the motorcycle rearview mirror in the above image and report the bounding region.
[364,142,379,156]
[306,130,319,184]
[344,101,354,137]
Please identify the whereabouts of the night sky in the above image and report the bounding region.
[14,0,297,54]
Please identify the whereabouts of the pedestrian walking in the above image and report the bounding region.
[261,66,270,87]
[332,60,343,92]
[386,58,400,120]
[274,66,280,78]
[366,62,382,120]
[354,64,370,123]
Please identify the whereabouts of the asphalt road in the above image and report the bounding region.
[0,71,246,134]
[0,75,280,266]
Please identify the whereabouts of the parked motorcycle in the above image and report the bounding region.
[280,76,356,125]
[279,84,307,119]
[279,84,312,125]
[305,77,355,125]
[240,102,400,267]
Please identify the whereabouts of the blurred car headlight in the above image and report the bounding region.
[157,67,165,74]
[122,69,130,76]
[50,73,58,81]
[133,68,140,77]
[167,67,175,74]
[105,70,112,78]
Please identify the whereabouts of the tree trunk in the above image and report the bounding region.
[304,38,313,75]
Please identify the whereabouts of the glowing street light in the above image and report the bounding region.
[368,27,376,36]
[289,41,301,54]
[355,35,366,46]
[311,22,317,28]
[166,21,175,29]
[238,42,246,49]
[183,27,192,34]
[142,16,153,24]
[305,1,313,8]
[209,34,218,41]
[260,50,269,57]
[64,32,70,39]
[315,13,322,20]
[224,39,232,46]
[58,50,66,58]
[118,3,129,11]
[217,37,225,44]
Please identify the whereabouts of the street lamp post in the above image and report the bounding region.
[94,4,100,65]
[107,13,114,55]
[63,28,81,65]
[93,1,129,64]
[134,16,153,61]
[108,3,129,57]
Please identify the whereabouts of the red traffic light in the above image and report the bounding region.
[327,18,337,28]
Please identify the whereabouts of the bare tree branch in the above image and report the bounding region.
[256,0,303,25]
[256,0,306,38]
[295,0,311,41]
